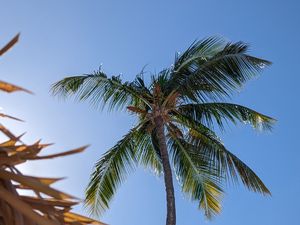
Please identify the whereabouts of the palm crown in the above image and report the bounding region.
[52,36,275,223]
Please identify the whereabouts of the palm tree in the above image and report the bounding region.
[52,37,275,225]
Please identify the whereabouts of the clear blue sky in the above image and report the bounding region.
[1,1,299,224]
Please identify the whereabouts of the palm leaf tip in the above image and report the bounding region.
[178,103,276,131]
[229,154,271,195]
[251,114,276,131]
[0,33,20,57]
[0,80,33,94]
[199,181,223,220]
[51,76,85,98]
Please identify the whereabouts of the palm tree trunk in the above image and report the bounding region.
[154,116,176,225]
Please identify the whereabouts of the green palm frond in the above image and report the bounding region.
[174,114,270,195]
[178,103,275,131]
[169,37,271,101]
[132,67,151,92]
[167,131,223,219]
[135,124,163,175]
[85,127,139,215]
[151,69,173,94]
[51,70,151,111]
[174,37,225,73]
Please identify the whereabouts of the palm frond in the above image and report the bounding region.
[132,69,152,97]
[0,33,20,57]
[51,70,151,111]
[174,37,225,73]
[178,103,275,131]
[151,69,173,94]
[126,121,163,175]
[174,113,271,195]
[135,126,163,175]
[169,37,271,101]
[0,80,33,94]
[167,130,223,219]
[85,126,139,215]
[0,127,105,225]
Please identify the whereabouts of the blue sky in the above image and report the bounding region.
[1,0,299,224]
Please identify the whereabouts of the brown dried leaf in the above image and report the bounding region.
[0,170,75,200]
[32,145,89,160]
[0,33,19,57]
[0,80,33,94]
[0,113,23,122]
[0,185,57,225]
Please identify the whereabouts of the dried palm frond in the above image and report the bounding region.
[0,34,106,225]
[0,127,105,225]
